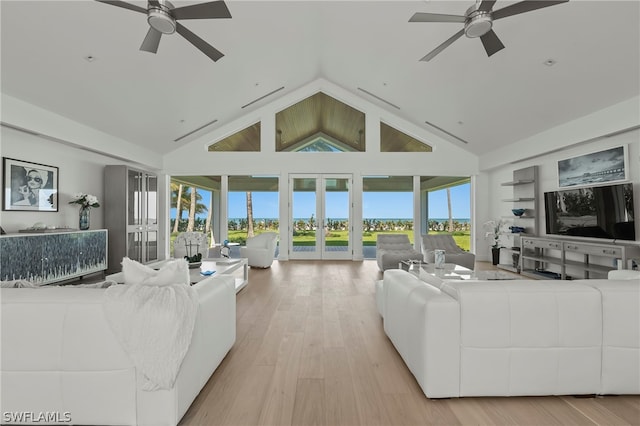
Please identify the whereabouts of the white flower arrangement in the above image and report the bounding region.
[483,219,506,249]
[69,193,100,208]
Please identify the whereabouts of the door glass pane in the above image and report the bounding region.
[146,175,157,226]
[362,176,414,259]
[145,230,158,262]
[228,176,279,255]
[324,178,349,253]
[127,170,142,225]
[127,232,143,262]
[292,178,317,253]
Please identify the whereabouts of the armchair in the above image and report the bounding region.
[240,232,278,268]
[376,234,423,271]
[421,234,475,270]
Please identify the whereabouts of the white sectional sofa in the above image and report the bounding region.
[379,269,639,398]
[1,275,236,426]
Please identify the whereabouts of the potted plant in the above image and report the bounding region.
[483,219,505,265]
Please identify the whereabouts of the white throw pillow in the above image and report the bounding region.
[121,257,190,287]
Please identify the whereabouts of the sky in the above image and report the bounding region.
[171,182,471,220]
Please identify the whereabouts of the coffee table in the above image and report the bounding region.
[402,261,521,281]
[106,257,249,293]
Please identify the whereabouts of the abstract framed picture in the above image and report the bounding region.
[2,157,58,211]
[557,146,627,188]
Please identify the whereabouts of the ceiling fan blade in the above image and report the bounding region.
[140,27,162,53]
[478,0,497,12]
[173,1,232,20]
[420,29,465,62]
[493,0,569,20]
[409,12,465,23]
[480,29,505,57]
[94,0,146,14]
[176,23,224,62]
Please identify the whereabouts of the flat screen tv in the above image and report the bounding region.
[544,183,636,241]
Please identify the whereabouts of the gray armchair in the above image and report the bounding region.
[421,234,475,270]
[376,234,423,271]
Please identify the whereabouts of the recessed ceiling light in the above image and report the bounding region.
[543,59,557,66]
[84,55,96,62]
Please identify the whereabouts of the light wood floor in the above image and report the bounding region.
[179,260,640,426]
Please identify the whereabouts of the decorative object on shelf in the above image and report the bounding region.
[188,261,202,269]
[509,226,526,233]
[484,219,506,265]
[69,193,100,231]
[558,145,627,188]
[434,249,445,269]
[512,208,526,217]
[512,252,520,269]
[2,157,59,212]
[182,240,203,267]
[221,239,230,258]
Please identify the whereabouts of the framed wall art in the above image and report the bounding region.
[557,146,627,188]
[2,157,58,212]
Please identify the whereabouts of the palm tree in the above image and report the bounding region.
[205,191,213,244]
[246,192,254,238]
[171,182,184,233]
[187,186,197,232]
[182,187,208,232]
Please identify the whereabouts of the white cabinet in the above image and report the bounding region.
[500,166,538,272]
[520,236,640,279]
[105,166,159,273]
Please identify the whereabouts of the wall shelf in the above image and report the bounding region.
[501,180,535,186]
[498,166,538,274]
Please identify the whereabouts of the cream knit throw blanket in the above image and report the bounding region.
[103,259,198,391]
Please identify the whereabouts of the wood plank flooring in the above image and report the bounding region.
[179,260,640,426]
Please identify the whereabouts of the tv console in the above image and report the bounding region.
[520,236,640,280]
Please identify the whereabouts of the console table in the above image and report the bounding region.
[520,236,640,280]
[0,229,108,285]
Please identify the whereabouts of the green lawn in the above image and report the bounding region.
[227,229,470,251]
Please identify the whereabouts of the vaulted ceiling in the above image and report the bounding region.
[1,1,638,157]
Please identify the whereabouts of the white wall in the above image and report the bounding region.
[164,79,478,176]
[477,128,639,262]
[164,79,480,259]
[0,126,168,237]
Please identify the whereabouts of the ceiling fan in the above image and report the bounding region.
[95,0,231,62]
[409,0,569,62]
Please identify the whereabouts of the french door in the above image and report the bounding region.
[289,174,352,260]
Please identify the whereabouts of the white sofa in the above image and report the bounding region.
[1,275,236,426]
[379,269,639,398]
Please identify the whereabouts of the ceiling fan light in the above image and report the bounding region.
[465,13,492,38]
[148,9,176,34]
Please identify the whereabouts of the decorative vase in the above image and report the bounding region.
[79,206,90,230]
[434,249,445,269]
[491,247,500,265]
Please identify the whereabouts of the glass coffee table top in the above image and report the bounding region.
[407,262,521,281]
